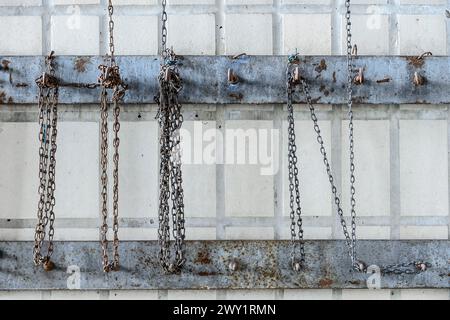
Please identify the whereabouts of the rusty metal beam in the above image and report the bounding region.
[0,240,448,290]
[0,55,449,105]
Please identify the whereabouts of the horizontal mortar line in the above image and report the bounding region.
[0,216,447,229]
[0,4,448,16]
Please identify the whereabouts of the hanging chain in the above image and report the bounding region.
[155,2,186,273]
[286,1,430,275]
[285,0,362,272]
[161,0,168,59]
[107,0,116,66]
[98,0,127,273]
[345,0,358,270]
[286,58,305,272]
[33,51,59,272]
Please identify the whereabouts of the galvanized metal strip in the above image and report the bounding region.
[0,240,448,289]
[1,56,449,105]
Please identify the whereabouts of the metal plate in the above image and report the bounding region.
[1,56,450,105]
[0,240,448,290]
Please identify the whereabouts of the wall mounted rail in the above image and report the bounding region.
[1,55,450,105]
[0,240,448,290]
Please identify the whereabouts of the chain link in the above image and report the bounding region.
[161,0,168,59]
[107,0,115,65]
[286,63,305,271]
[345,0,358,269]
[286,0,360,271]
[33,51,59,271]
[98,0,127,273]
[155,47,186,273]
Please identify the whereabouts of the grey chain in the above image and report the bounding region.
[33,51,59,272]
[345,0,358,268]
[286,0,361,271]
[287,1,430,275]
[155,2,186,273]
[98,0,126,273]
[286,66,305,272]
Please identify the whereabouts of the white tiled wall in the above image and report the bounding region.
[0,0,449,300]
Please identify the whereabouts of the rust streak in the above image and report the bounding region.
[315,59,327,73]
[318,278,333,288]
[74,57,91,73]
[195,251,212,265]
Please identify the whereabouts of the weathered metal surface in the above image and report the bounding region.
[0,240,448,290]
[0,56,450,105]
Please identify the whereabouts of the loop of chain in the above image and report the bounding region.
[107,0,115,66]
[156,50,186,273]
[98,0,126,273]
[33,51,59,271]
[286,59,305,271]
[161,0,168,60]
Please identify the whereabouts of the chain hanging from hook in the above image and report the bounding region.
[33,51,59,272]
[286,0,430,275]
[286,0,362,272]
[154,0,186,274]
[98,0,127,273]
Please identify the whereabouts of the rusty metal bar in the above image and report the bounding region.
[0,240,448,290]
[0,55,449,105]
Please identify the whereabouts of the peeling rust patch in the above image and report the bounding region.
[315,59,327,73]
[332,71,337,83]
[74,57,91,73]
[15,82,28,88]
[319,278,333,288]
[195,251,212,265]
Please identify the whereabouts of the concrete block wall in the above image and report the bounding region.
[0,1,449,299]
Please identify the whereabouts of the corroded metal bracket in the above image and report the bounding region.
[0,55,449,105]
[0,240,448,290]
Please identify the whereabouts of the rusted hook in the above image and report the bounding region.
[290,66,301,85]
[228,258,239,272]
[417,52,432,60]
[228,68,239,85]
[43,259,55,272]
[354,68,364,85]
[352,44,358,56]
[413,72,425,86]
[164,67,172,82]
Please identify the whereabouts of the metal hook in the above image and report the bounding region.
[413,72,425,86]
[354,68,364,85]
[164,67,171,82]
[228,259,239,272]
[417,52,432,60]
[228,68,239,85]
[352,44,358,56]
[293,66,301,84]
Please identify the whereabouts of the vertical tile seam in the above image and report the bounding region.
[389,105,400,239]
[215,0,225,55]
[42,0,50,55]
[274,104,283,240]
[273,0,282,55]
[331,0,340,55]
[388,0,400,55]
[331,104,342,238]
